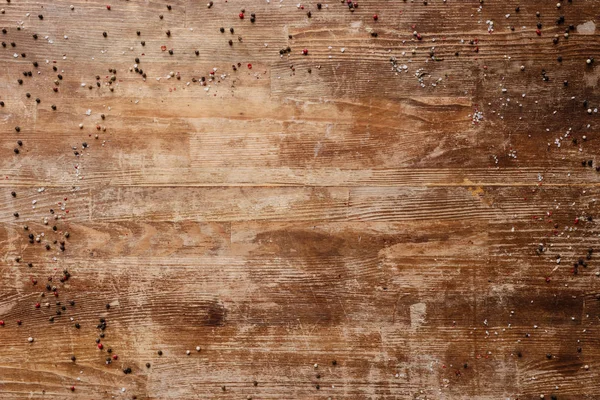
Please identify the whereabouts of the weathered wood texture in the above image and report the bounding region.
[1,0,600,399]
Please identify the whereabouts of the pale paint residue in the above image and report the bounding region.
[577,21,596,35]
[410,302,427,328]
[0,301,16,315]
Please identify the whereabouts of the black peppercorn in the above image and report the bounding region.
[103,32,107,37]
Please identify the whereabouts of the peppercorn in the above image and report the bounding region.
[158,350,163,356]
[57,74,62,80]
[51,104,56,110]
[166,30,171,36]
[230,27,234,33]
[228,39,233,45]
[17,79,23,85]
[195,50,199,56]
[103,32,107,37]
[220,27,225,33]
[17,140,22,146]
[146,363,151,368]
[137,30,141,35]
[13,212,19,217]
[141,41,145,46]
[11,191,16,197]
[168,49,173,55]
[35,98,40,103]
[317,3,322,9]
[167,4,171,10]
[32,33,37,39]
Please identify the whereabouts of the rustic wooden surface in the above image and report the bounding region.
[1,0,600,399]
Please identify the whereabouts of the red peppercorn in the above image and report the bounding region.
[536,29,541,35]
[70,386,75,391]
[239,12,244,19]
[35,303,40,308]
[0,320,4,326]
[247,63,252,69]
[98,343,104,350]
[17,320,22,325]
[373,14,378,21]
[106,5,111,10]
[112,354,118,360]
[302,49,308,55]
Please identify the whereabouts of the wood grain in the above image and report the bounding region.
[1,0,600,399]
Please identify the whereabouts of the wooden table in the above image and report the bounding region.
[1,0,599,398]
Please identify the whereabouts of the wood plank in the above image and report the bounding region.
[1,0,600,398]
